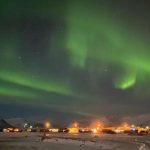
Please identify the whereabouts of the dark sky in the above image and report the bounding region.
[0,0,150,124]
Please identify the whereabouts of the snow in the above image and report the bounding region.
[0,132,150,150]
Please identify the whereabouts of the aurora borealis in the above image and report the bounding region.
[0,0,150,123]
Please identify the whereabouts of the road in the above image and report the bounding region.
[0,132,149,150]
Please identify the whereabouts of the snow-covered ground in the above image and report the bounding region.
[0,132,150,150]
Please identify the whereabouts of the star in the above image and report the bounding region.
[18,56,22,60]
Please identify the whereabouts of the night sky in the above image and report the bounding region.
[0,0,150,123]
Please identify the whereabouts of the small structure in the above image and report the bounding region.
[68,128,79,134]
[0,119,13,132]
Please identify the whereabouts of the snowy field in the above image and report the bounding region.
[0,132,150,150]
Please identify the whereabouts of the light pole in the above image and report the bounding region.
[73,122,79,128]
[42,122,51,141]
[45,122,50,129]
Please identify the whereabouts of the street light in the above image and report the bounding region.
[72,122,79,128]
[45,122,51,129]
[42,121,51,141]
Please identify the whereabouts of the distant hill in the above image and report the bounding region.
[0,119,13,130]
[6,118,28,128]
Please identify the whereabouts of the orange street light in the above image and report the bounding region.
[73,122,79,128]
[45,122,51,129]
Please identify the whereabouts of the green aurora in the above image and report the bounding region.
[0,0,150,119]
